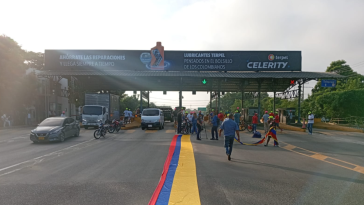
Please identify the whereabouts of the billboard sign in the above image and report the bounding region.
[45,42,301,72]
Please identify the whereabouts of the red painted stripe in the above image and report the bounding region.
[148,135,179,205]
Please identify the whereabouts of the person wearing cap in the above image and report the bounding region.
[264,116,279,147]
[269,111,274,118]
[262,111,269,133]
[219,114,240,161]
[61,111,66,117]
[275,111,283,132]
[234,110,241,126]
[307,111,314,135]
[252,113,258,133]
[218,111,224,126]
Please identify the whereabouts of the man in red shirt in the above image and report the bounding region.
[275,111,283,132]
[218,111,224,126]
[269,111,274,117]
[252,113,258,133]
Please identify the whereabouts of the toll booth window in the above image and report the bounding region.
[143,110,160,116]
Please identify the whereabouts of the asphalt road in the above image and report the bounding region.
[0,123,364,205]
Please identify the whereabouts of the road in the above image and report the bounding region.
[0,123,364,205]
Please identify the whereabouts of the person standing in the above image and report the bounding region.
[275,111,283,132]
[210,112,219,140]
[264,116,279,147]
[307,111,314,135]
[177,109,183,134]
[234,110,241,126]
[219,114,240,161]
[61,111,66,117]
[187,112,193,132]
[27,112,31,125]
[196,113,203,140]
[123,108,129,124]
[191,113,197,134]
[218,111,224,126]
[262,111,269,133]
[252,113,258,133]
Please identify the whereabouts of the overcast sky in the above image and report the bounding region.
[2,0,364,108]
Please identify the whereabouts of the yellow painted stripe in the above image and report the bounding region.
[166,130,175,133]
[126,130,135,134]
[145,130,157,133]
[280,141,364,175]
[169,135,201,205]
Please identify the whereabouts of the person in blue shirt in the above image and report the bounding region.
[234,110,241,125]
[219,114,240,161]
[210,111,219,140]
[191,113,197,134]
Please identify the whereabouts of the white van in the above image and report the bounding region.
[141,108,164,130]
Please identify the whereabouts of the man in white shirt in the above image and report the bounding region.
[124,108,129,124]
[307,111,314,135]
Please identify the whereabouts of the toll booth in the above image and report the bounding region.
[277,108,285,123]
[285,108,296,124]
[242,107,258,122]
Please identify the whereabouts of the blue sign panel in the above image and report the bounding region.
[321,80,337,87]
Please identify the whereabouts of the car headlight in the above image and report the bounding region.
[82,119,87,122]
[155,120,159,123]
[50,129,61,135]
[141,119,145,123]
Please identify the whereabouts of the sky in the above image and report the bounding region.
[1,0,364,108]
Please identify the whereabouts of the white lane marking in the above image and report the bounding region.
[0,139,94,173]
[0,168,22,177]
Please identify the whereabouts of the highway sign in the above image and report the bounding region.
[321,80,337,87]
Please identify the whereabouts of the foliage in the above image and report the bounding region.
[303,60,364,118]
[0,35,39,113]
[120,95,156,111]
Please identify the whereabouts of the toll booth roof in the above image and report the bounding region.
[38,70,345,92]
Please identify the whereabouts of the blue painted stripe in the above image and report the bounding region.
[156,135,182,205]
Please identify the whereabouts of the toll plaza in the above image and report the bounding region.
[39,42,345,123]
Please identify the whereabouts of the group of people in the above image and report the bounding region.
[259,111,283,134]
[176,110,205,140]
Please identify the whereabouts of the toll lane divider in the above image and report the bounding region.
[149,135,201,205]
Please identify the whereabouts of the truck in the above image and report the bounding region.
[158,106,174,122]
[82,93,120,129]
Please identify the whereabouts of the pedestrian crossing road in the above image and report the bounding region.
[0,123,364,205]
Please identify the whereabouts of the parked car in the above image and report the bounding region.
[30,117,80,143]
[141,108,164,130]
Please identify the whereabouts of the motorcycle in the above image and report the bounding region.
[108,119,122,133]
[94,120,107,139]
[180,119,190,134]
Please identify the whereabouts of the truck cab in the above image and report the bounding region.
[82,105,108,129]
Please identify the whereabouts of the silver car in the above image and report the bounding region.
[30,117,80,143]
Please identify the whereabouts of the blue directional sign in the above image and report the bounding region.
[321,79,337,87]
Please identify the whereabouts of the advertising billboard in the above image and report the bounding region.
[45,43,301,72]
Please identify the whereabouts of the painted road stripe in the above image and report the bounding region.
[156,135,182,204]
[149,135,179,205]
[280,141,364,175]
[169,135,201,205]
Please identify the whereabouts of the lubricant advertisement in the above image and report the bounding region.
[45,43,301,71]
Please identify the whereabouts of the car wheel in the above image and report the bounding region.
[59,133,65,142]
[159,125,162,130]
[32,141,38,144]
[84,126,88,130]
[142,127,145,130]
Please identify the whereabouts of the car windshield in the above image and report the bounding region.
[83,106,102,115]
[142,110,159,116]
[39,118,64,126]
